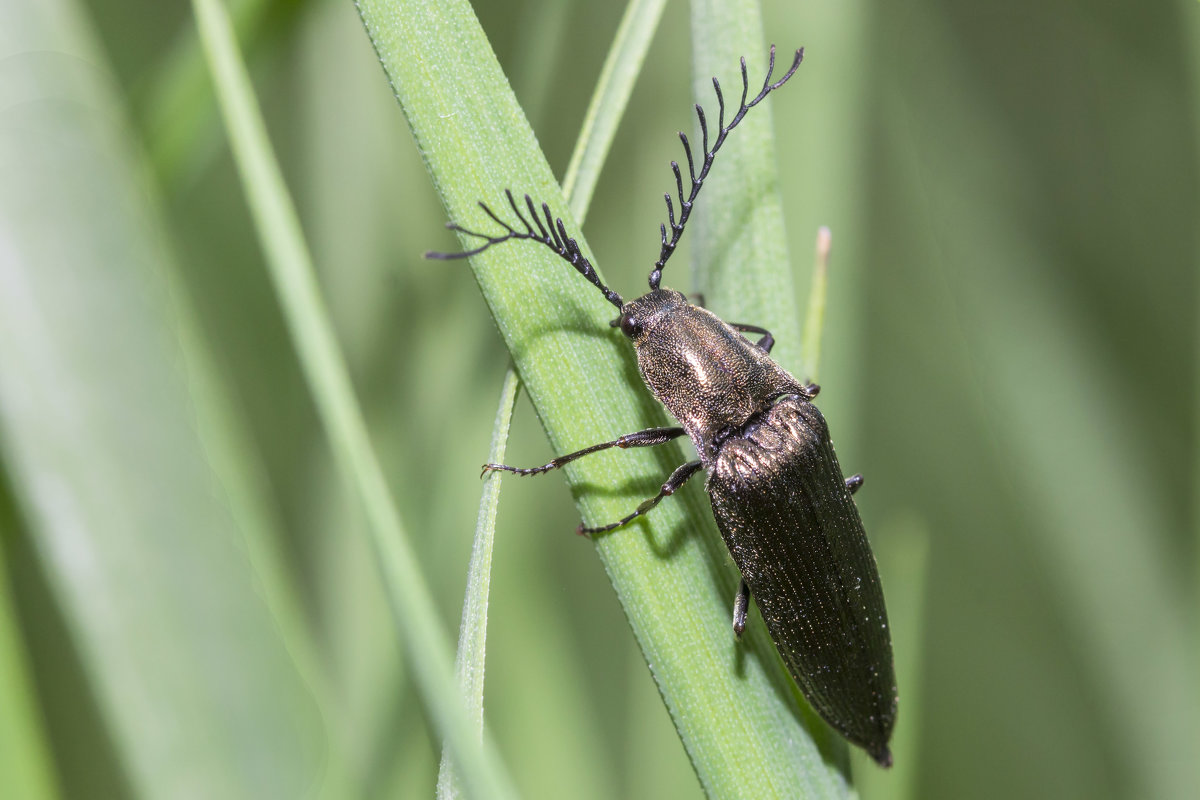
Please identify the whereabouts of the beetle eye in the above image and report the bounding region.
[619,312,643,338]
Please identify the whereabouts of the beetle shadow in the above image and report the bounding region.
[572,467,692,560]
[506,309,620,362]
[506,306,651,398]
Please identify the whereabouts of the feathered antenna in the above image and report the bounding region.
[426,189,623,309]
[648,45,804,290]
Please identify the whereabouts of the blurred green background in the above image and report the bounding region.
[1,0,1198,798]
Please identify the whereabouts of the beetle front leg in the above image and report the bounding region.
[482,427,685,477]
[733,578,750,637]
[846,474,863,494]
[579,460,703,535]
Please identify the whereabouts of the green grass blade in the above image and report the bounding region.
[562,0,668,223]
[0,1,324,796]
[190,1,518,797]
[437,368,521,800]
[139,0,272,186]
[356,0,849,794]
[441,20,675,789]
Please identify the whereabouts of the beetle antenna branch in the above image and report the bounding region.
[426,189,624,309]
[647,45,803,290]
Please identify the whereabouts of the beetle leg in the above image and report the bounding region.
[482,427,685,477]
[845,474,864,494]
[729,322,775,353]
[733,578,750,637]
[579,460,703,535]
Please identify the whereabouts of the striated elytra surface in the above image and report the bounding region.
[708,397,897,766]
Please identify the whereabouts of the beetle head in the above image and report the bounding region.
[611,289,687,343]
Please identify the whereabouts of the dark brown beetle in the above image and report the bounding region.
[430,46,897,767]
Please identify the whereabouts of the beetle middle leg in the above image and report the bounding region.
[579,460,703,535]
[732,473,865,637]
[733,579,751,637]
[729,321,775,354]
[482,426,685,477]
[729,326,817,398]
[729,324,822,398]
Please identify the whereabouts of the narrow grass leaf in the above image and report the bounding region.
[190,0,518,797]
[437,368,521,800]
[0,1,323,795]
[563,0,669,223]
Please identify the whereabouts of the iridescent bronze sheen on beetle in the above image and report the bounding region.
[428,46,897,767]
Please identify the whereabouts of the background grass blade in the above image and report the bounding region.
[138,0,276,186]
[190,0,519,797]
[688,0,804,372]
[0,1,325,796]
[356,0,851,795]
[437,368,521,800]
[562,0,668,222]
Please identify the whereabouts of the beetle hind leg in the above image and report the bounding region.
[578,460,703,535]
[733,578,750,637]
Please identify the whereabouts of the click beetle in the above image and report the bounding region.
[429,45,897,767]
